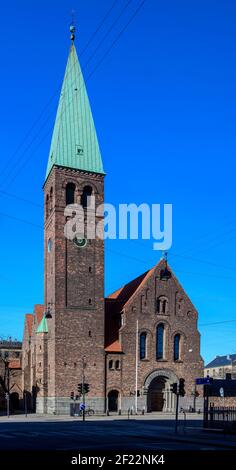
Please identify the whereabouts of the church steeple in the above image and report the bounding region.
[45,37,104,180]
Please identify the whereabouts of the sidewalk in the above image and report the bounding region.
[0,411,202,421]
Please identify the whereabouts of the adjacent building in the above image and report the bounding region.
[205,354,236,380]
[0,340,22,411]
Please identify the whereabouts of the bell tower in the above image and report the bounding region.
[42,27,105,414]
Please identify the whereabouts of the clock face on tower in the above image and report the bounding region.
[73,235,87,248]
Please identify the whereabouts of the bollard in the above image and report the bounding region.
[118,409,121,415]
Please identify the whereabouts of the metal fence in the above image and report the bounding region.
[204,405,236,431]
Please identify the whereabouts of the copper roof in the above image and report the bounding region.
[105,340,122,353]
[8,358,21,369]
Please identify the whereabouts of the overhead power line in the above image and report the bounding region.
[0,0,121,186]
[0,1,148,192]
[1,205,236,282]
[0,0,135,190]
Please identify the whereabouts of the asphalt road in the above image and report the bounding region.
[0,417,232,451]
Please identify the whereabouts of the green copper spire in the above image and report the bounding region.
[36,315,48,334]
[45,43,104,180]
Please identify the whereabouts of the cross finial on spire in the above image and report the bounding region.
[70,10,76,42]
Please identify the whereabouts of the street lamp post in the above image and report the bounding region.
[82,356,86,422]
[23,390,28,417]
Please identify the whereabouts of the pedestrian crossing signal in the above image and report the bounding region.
[179,378,186,397]
[170,383,178,395]
[84,383,90,394]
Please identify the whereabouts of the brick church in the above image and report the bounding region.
[21,32,203,415]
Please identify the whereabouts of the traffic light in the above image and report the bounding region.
[70,391,74,400]
[77,383,82,394]
[84,383,90,394]
[179,378,185,397]
[170,382,178,395]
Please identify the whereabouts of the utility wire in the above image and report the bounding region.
[0,0,121,185]
[0,1,148,191]
[0,211,42,229]
[0,190,43,208]
[1,206,236,282]
[0,0,135,190]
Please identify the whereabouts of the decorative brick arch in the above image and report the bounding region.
[144,368,179,389]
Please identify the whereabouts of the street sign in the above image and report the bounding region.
[219,387,224,397]
[196,377,213,385]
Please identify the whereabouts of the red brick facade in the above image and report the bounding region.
[20,39,204,415]
[20,164,204,414]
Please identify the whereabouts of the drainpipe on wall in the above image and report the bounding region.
[104,351,108,414]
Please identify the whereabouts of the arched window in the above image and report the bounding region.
[162,300,167,313]
[174,334,180,361]
[140,332,147,360]
[108,360,113,370]
[156,323,164,360]
[47,238,52,253]
[46,194,49,217]
[49,187,53,212]
[115,360,120,370]
[81,185,93,208]
[156,296,168,314]
[66,183,76,205]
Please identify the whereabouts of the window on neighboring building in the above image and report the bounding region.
[140,332,147,360]
[109,360,113,370]
[81,185,93,208]
[219,368,222,377]
[156,323,164,360]
[115,360,120,370]
[213,369,215,377]
[66,183,76,205]
[174,334,180,361]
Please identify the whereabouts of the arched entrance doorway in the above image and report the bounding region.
[10,392,19,412]
[108,390,119,412]
[147,376,166,411]
[145,369,178,412]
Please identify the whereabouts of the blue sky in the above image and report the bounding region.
[0,0,235,364]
